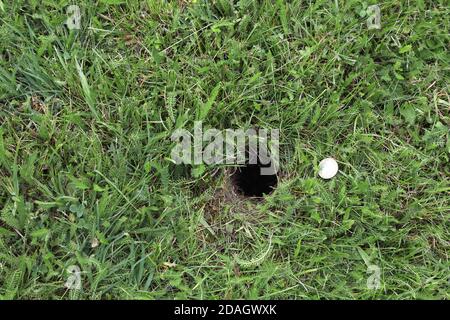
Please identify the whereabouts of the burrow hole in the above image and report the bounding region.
[230,154,278,198]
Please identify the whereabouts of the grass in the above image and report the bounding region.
[0,0,449,300]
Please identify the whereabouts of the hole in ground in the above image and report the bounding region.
[230,160,278,197]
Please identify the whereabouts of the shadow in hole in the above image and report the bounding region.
[231,160,278,197]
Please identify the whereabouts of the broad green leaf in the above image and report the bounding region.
[399,44,412,54]
[31,228,49,238]
[198,84,220,120]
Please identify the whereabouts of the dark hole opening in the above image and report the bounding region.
[231,160,278,197]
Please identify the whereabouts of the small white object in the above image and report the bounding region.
[318,157,339,179]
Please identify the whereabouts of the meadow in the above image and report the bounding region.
[0,0,449,299]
